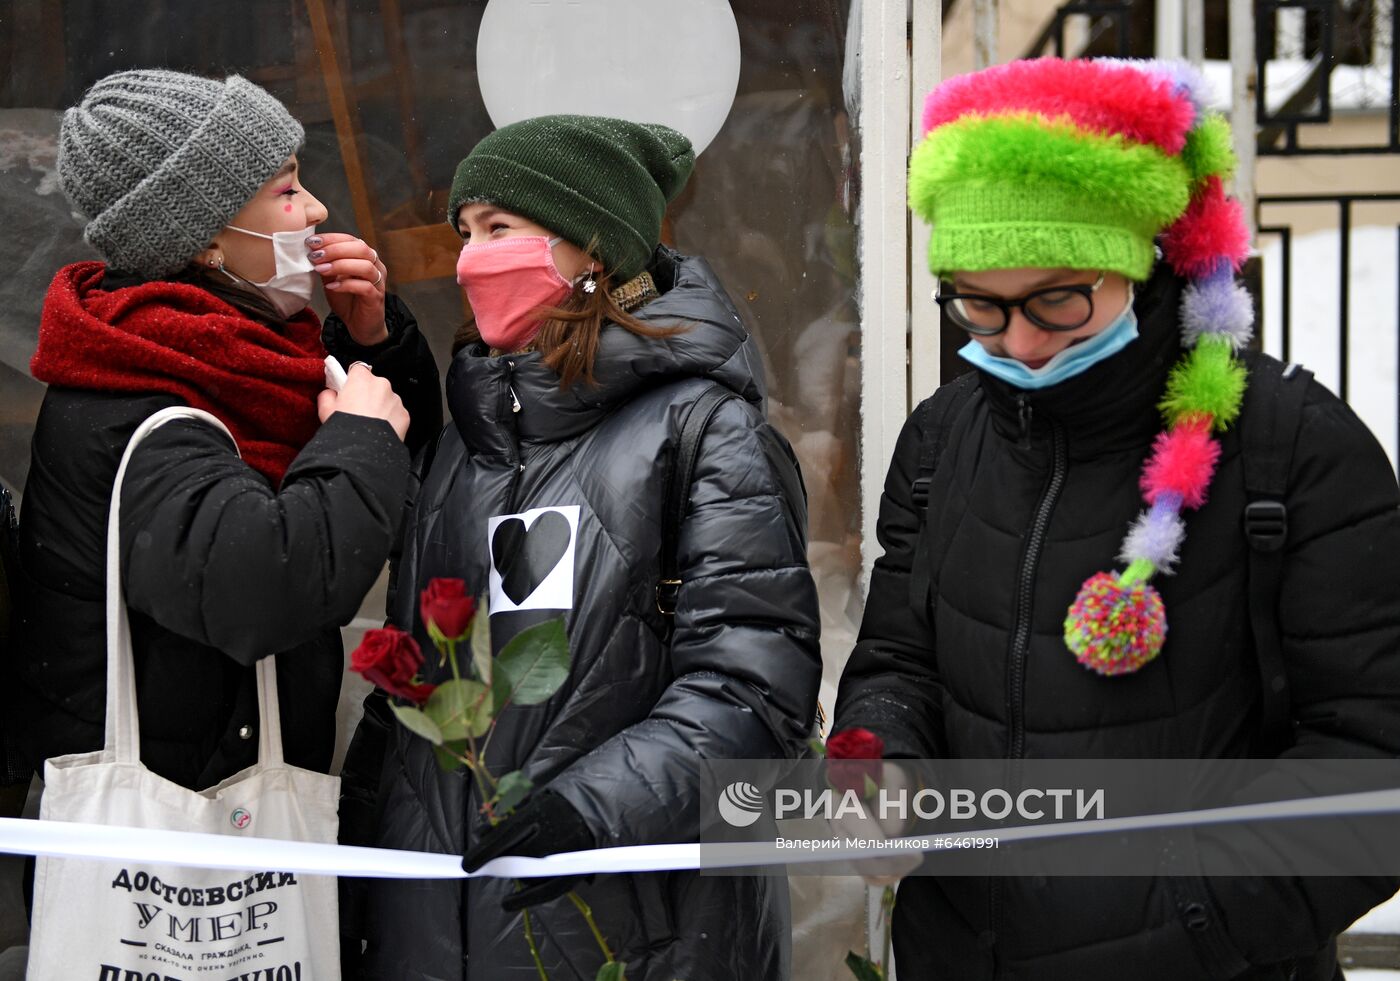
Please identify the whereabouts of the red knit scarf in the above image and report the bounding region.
[31,262,326,484]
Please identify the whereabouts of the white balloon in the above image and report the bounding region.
[476,0,741,154]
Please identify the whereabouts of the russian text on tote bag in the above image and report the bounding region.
[27,406,340,981]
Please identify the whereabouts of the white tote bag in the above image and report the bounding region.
[27,406,341,981]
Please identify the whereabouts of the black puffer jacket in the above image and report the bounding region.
[836,266,1400,980]
[12,289,435,791]
[340,249,822,980]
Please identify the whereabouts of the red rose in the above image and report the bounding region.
[826,727,885,797]
[351,627,434,704]
[420,578,477,641]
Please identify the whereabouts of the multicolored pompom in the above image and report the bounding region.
[1064,572,1168,676]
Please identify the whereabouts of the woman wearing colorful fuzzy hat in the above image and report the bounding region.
[835,58,1400,978]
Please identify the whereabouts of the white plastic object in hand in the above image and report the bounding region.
[324,356,349,392]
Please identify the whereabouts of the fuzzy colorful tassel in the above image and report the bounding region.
[1054,67,1249,677]
[1064,317,1247,673]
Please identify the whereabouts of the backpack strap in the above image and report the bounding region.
[0,480,28,791]
[1238,357,1312,754]
[658,384,740,616]
[909,372,981,606]
[0,481,15,654]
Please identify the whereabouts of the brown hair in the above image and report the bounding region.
[454,267,684,390]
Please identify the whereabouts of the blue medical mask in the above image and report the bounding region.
[957,289,1138,390]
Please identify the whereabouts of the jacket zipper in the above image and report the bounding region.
[504,361,525,513]
[989,397,1068,974]
[1008,406,1066,759]
[1017,392,1033,449]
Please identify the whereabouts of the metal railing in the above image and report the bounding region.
[1256,0,1399,155]
[1258,193,1400,470]
[1021,0,1137,59]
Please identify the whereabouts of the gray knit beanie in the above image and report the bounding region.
[59,69,304,278]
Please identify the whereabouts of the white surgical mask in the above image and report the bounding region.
[224,224,319,319]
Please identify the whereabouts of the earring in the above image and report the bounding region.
[582,268,597,294]
[207,255,220,267]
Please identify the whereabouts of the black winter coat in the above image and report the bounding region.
[12,290,436,791]
[836,267,1400,981]
[340,250,822,980]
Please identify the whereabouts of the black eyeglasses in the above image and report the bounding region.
[935,273,1106,336]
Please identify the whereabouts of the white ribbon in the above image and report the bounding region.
[3,787,1400,879]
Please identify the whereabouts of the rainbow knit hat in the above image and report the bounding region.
[911,58,1257,678]
[911,57,1244,281]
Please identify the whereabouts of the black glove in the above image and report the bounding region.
[462,790,597,911]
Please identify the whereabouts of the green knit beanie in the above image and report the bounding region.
[447,114,694,281]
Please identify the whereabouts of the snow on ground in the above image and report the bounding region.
[1259,224,1399,470]
[1353,895,1400,934]
[1201,58,1395,116]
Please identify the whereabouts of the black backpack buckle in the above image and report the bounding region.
[1244,500,1287,553]
[656,579,681,616]
[911,476,931,513]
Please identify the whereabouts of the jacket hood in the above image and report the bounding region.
[445,248,767,458]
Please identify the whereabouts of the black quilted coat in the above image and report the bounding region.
[340,249,822,980]
[836,267,1400,981]
[12,289,436,791]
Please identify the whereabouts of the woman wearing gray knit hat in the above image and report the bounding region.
[340,114,821,980]
[12,68,440,810]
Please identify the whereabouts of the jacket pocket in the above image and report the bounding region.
[1162,832,1254,980]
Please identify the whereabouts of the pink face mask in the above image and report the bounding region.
[456,235,573,352]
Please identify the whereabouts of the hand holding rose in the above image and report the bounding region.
[824,727,923,887]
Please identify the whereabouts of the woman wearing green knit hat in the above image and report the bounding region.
[833,59,1400,979]
[340,114,821,980]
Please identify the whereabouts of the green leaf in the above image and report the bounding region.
[425,679,493,740]
[493,770,533,815]
[844,951,884,981]
[471,592,493,684]
[432,740,469,772]
[808,737,828,757]
[863,773,880,800]
[390,704,443,746]
[594,962,627,981]
[493,619,570,708]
